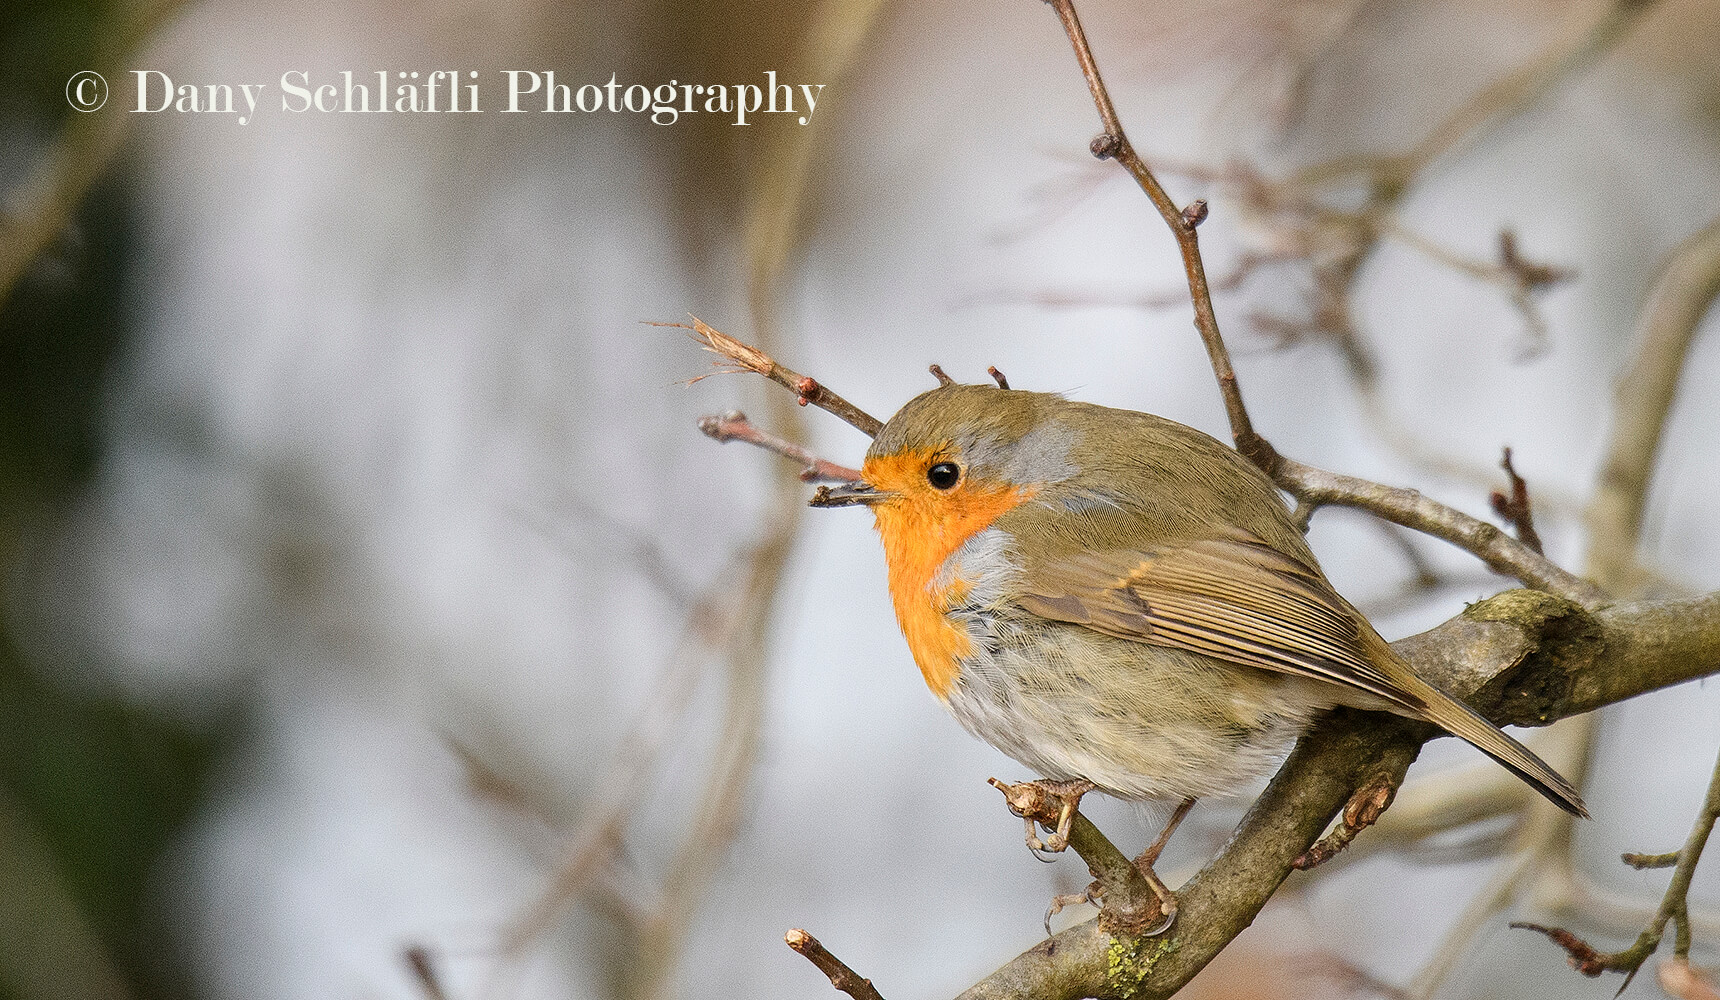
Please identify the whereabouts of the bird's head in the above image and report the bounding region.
[811,383,1078,558]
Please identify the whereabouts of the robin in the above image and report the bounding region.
[810,380,1586,924]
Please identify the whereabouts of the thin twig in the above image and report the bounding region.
[1291,0,1662,191]
[510,497,700,608]
[683,319,1599,604]
[663,317,882,437]
[404,945,451,1000]
[1276,456,1602,604]
[632,486,805,999]
[1490,447,1545,555]
[1294,773,1396,870]
[1039,0,1599,604]
[785,930,888,1000]
[494,550,754,962]
[989,777,1166,935]
[1042,0,1276,472]
[1515,742,1720,988]
[698,410,861,482]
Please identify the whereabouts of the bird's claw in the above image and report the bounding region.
[990,777,1096,857]
[1141,892,1177,937]
[1044,883,1103,937]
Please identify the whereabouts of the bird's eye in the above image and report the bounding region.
[927,462,961,490]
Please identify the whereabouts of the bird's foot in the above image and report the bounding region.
[1127,797,1195,936]
[1043,882,1102,937]
[1293,775,1396,870]
[987,777,1095,855]
[1130,862,1179,937]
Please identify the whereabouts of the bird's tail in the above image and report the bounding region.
[1382,652,1588,818]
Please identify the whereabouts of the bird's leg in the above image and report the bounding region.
[1134,796,1196,869]
[1130,797,1196,934]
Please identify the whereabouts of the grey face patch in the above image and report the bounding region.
[964,420,1078,486]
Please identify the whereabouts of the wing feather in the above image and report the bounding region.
[1016,532,1419,711]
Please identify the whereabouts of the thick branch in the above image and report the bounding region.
[958,588,1720,999]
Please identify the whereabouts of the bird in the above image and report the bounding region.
[810,379,1587,925]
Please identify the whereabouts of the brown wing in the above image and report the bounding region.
[1016,529,1590,817]
[1015,529,1420,713]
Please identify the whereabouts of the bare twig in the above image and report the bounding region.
[1624,851,1681,871]
[698,410,861,482]
[1515,740,1720,989]
[664,317,882,436]
[1589,213,1720,592]
[1391,0,1660,184]
[494,549,755,966]
[929,364,955,386]
[1037,0,1599,605]
[1381,223,1573,360]
[1490,447,1545,555]
[785,929,888,1000]
[989,778,1166,935]
[988,366,1011,389]
[686,316,1596,602]
[510,497,700,608]
[633,514,802,998]
[1275,456,1601,604]
[1042,0,1277,473]
[1401,195,1720,1000]
[1371,519,1442,593]
[404,945,450,1000]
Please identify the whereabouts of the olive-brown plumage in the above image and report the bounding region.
[817,383,1586,818]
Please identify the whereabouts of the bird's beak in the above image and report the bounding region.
[808,481,892,508]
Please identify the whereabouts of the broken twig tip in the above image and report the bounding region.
[929,363,954,386]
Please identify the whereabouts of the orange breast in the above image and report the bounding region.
[865,452,1032,700]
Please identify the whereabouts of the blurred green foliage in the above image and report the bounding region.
[0,0,116,127]
[0,4,232,985]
